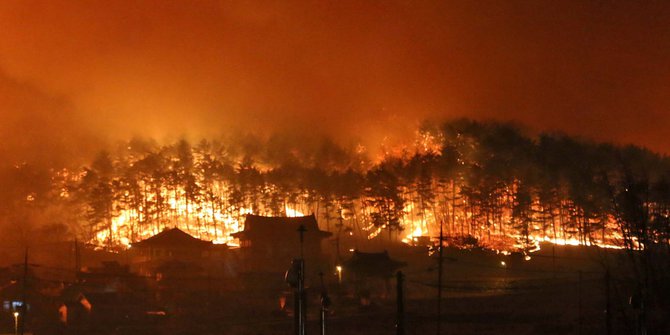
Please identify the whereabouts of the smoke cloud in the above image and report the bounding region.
[1,0,669,163]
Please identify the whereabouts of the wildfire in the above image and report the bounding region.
[414,130,444,155]
[92,181,627,253]
[285,206,305,217]
[82,136,629,255]
[93,184,312,250]
[401,226,427,245]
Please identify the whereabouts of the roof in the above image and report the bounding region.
[131,228,213,249]
[343,250,406,278]
[231,214,332,240]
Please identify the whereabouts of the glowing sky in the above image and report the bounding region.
[1,1,669,162]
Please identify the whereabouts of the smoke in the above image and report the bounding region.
[0,70,102,165]
[0,0,669,164]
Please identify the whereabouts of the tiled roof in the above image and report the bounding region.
[131,228,213,248]
[232,214,332,240]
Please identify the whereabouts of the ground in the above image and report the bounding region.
[118,243,645,335]
[3,242,666,335]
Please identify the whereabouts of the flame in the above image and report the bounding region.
[94,183,253,249]
[285,206,304,217]
[84,147,626,255]
[401,226,426,244]
[94,186,627,253]
[93,182,312,250]
[364,225,384,240]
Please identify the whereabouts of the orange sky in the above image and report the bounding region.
[0,1,669,163]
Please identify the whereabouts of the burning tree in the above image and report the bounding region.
[80,151,116,246]
[3,119,669,257]
[364,162,406,240]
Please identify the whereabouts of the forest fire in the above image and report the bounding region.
[1,125,652,257]
[2,2,669,334]
[92,188,624,253]
[73,125,644,254]
[93,191,252,248]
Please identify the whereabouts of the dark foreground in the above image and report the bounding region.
[1,243,667,335]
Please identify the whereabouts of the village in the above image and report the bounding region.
[2,1,670,334]
[0,214,392,334]
[0,213,640,335]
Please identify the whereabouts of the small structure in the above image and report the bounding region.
[232,214,332,274]
[343,250,406,302]
[130,228,216,262]
[129,228,227,274]
[127,228,236,299]
[343,250,406,279]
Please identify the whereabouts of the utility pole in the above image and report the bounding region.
[605,268,611,335]
[286,224,308,335]
[396,271,405,335]
[297,224,306,335]
[20,248,28,335]
[319,272,330,335]
[437,220,444,335]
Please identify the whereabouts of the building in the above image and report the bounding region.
[232,214,332,275]
[343,250,406,279]
[128,228,230,278]
[343,250,406,302]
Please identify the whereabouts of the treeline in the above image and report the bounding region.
[3,119,670,253]
[2,119,668,332]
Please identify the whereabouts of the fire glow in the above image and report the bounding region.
[70,127,644,254]
[90,178,625,253]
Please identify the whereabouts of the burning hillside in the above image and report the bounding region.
[3,120,665,254]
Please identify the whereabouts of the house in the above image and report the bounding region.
[127,228,236,299]
[130,228,217,263]
[232,214,332,275]
[128,228,228,277]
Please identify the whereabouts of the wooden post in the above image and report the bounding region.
[319,272,330,335]
[605,269,611,335]
[396,271,405,335]
[297,225,306,335]
[20,248,28,335]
